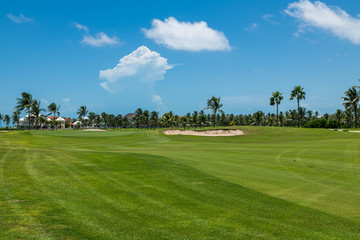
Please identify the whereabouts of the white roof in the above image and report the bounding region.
[56,117,66,121]
[25,114,44,118]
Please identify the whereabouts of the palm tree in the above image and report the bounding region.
[48,103,61,129]
[269,91,283,126]
[150,111,159,129]
[334,109,343,129]
[198,110,207,128]
[134,108,144,129]
[290,85,306,127]
[0,113,3,128]
[3,115,10,128]
[116,114,123,129]
[279,111,284,127]
[192,111,198,129]
[12,110,21,128]
[88,112,96,127]
[204,96,224,128]
[161,112,173,128]
[32,100,45,129]
[306,110,313,122]
[101,112,108,128]
[290,109,297,127]
[342,87,360,128]
[143,110,150,129]
[253,111,264,126]
[77,106,88,127]
[15,92,35,130]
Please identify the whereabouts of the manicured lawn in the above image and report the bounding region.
[0,127,359,239]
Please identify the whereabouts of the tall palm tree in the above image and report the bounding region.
[0,113,3,128]
[48,103,60,118]
[290,85,306,127]
[48,103,61,129]
[269,91,283,126]
[77,106,88,127]
[204,96,224,128]
[342,87,360,128]
[15,92,35,130]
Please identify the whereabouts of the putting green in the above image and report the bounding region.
[0,127,359,239]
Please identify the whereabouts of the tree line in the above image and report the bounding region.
[2,82,360,130]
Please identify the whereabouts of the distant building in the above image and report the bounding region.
[48,116,66,129]
[125,113,136,123]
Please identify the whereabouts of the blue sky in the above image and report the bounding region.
[1,0,360,117]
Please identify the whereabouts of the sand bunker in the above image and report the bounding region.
[0,130,9,133]
[163,129,244,137]
[82,129,107,132]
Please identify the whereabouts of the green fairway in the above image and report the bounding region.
[0,127,359,239]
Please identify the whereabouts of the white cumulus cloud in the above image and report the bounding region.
[6,13,33,23]
[285,0,360,44]
[142,17,231,51]
[82,32,119,47]
[73,22,89,33]
[99,45,173,91]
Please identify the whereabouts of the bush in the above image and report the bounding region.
[303,119,339,129]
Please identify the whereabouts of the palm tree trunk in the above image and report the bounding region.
[355,106,358,128]
[28,108,31,131]
[213,110,216,128]
[297,99,300,128]
[276,103,279,126]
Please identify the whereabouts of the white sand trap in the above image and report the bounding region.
[0,130,9,133]
[163,129,244,137]
[82,129,107,132]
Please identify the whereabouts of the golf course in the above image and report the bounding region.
[0,127,359,239]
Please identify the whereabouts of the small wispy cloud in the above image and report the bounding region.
[6,13,33,23]
[62,98,70,104]
[73,23,119,47]
[244,23,259,32]
[152,94,163,105]
[263,14,280,25]
[81,32,119,47]
[73,22,89,33]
